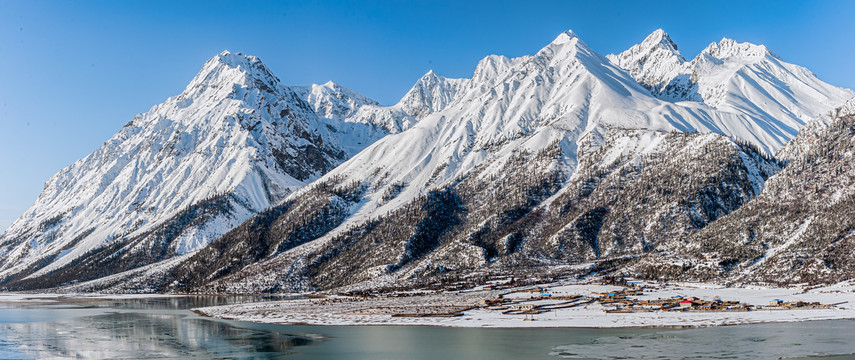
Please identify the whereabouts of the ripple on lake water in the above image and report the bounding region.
[550,321,855,359]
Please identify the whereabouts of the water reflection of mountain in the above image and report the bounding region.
[2,312,315,359]
[0,295,297,311]
[98,295,298,310]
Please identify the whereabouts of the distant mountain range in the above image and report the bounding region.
[1,29,852,293]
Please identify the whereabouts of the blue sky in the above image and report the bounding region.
[1,0,854,230]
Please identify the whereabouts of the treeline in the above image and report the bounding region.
[171,175,365,290]
[1,194,234,291]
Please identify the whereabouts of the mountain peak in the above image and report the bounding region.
[641,29,679,53]
[395,69,467,120]
[611,30,852,134]
[416,69,445,84]
[214,50,262,67]
[293,80,380,125]
[207,50,277,79]
[609,29,683,63]
[536,29,595,64]
[472,54,518,85]
[185,50,281,96]
[605,29,688,97]
[648,28,667,38]
[561,29,579,38]
[550,29,581,46]
[701,38,780,60]
[319,80,343,90]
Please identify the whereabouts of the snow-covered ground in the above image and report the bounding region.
[194,280,855,328]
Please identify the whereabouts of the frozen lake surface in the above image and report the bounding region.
[0,296,854,359]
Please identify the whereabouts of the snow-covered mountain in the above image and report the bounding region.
[0,51,352,287]
[291,80,408,156]
[633,97,855,284]
[0,50,474,290]
[170,30,841,293]
[293,81,381,122]
[293,29,837,222]
[608,29,854,150]
[292,72,467,156]
[776,98,855,160]
[606,29,692,97]
[394,70,468,120]
[5,28,854,293]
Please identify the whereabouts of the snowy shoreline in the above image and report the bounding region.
[194,281,855,328]
[3,280,853,329]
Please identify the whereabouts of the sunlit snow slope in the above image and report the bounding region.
[0,50,471,289]
[607,29,854,150]
[0,51,352,283]
[311,30,844,226]
[4,28,853,292]
[178,29,853,293]
[293,71,467,156]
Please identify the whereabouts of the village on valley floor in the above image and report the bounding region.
[194,277,855,328]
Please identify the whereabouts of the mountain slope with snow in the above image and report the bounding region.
[0,51,350,288]
[171,30,823,293]
[5,28,854,293]
[608,29,854,151]
[180,128,780,294]
[632,97,855,284]
[0,50,478,291]
[394,70,468,120]
[293,29,823,222]
[291,73,466,156]
[606,29,692,98]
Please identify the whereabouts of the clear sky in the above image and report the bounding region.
[1,0,854,230]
